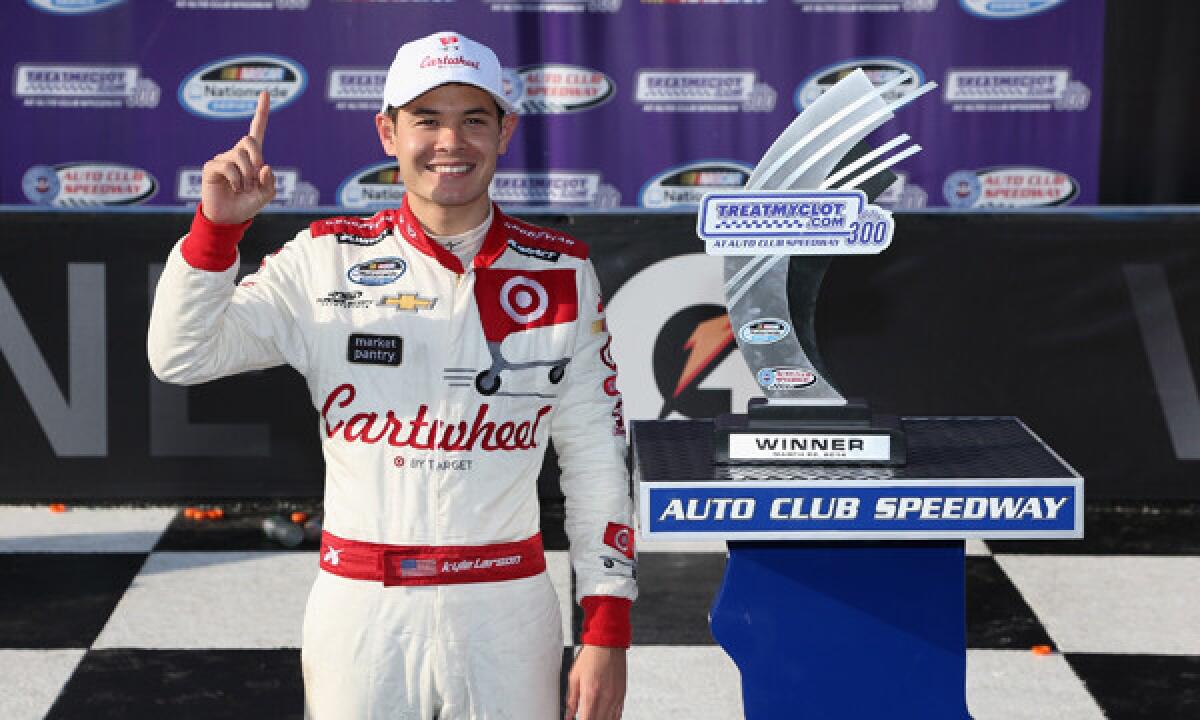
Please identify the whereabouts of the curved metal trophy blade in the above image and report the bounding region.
[725,69,893,406]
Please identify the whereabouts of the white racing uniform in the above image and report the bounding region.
[148,196,638,719]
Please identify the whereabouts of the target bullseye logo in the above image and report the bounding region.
[613,527,631,553]
[499,275,549,324]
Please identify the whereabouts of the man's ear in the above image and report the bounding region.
[497,112,519,155]
[375,112,397,156]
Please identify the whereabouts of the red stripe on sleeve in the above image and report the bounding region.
[580,596,633,648]
[180,204,251,272]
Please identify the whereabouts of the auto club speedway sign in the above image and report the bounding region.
[640,480,1082,540]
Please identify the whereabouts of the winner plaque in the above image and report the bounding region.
[697,69,936,466]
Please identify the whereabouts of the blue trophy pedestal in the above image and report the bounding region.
[631,417,1082,720]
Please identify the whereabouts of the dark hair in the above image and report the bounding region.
[385,98,506,125]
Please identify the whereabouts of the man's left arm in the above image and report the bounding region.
[551,259,637,720]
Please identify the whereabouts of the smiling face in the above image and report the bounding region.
[375,83,518,235]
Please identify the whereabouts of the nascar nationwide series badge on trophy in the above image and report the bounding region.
[696,68,937,466]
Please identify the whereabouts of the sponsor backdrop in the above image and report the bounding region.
[1,211,1197,501]
[4,0,1102,210]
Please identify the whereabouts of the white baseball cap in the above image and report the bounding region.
[381,31,516,115]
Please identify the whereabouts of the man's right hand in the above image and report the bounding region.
[200,91,276,225]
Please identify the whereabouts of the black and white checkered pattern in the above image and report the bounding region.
[1,502,1196,719]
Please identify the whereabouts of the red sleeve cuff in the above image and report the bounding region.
[580,596,633,648]
[180,204,250,272]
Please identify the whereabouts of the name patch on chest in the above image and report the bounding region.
[347,334,402,367]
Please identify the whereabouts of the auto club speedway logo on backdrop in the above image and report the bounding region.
[179,55,306,119]
[178,167,318,208]
[944,67,1090,112]
[22,163,157,207]
[943,166,1079,208]
[338,162,405,210]
[490,172,621,208]
[484,0,620,12]
[793,0,938,12]
[606,254,761,425]
[634,71,776,113]
[13,63,160,109]
[639,161,752,209]
[26,0,125,13]
[795,57,924,110]
[172,0,308,8]
[504,65,614,114]
[959,0,1068,19]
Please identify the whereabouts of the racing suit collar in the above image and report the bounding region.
[397,194,509,274]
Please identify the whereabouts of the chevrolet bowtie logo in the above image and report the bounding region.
[379,293,438,312]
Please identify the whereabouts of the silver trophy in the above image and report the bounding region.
[697,69,937,465]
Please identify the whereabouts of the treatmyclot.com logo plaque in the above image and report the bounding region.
[696,66,939,465]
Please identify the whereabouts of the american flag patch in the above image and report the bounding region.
[399,558,438,577]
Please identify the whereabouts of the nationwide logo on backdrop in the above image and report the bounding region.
[23,163,157,207]
[634,71,776,113]
[27,0,126,13]
[793,0,937,12]
[959,0,1067,19]
[795,57,924,110]
[505,65,614,114]
[484,0,620,12]
[179,55,306,119]
[944,68,1090,112]
[338,162,406,210]
[491,172,620,208]
[173,0,309,8]
[943,166,1079,208]
[327,68,387,111]
[13,64,160,109]
[178,167,318,208]
[640,160,752,209]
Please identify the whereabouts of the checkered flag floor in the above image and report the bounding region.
[1,501,1197,719]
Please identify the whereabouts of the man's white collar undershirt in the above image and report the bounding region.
[428,205,493,268]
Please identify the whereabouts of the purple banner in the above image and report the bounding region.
[3,0,1103,210]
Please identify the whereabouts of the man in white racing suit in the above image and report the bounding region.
[148,31,636,720]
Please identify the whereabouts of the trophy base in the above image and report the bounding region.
[714,398,907,466]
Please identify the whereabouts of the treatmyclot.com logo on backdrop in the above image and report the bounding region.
[792,0,937,12]
[484,0,620,12]
[26,0,125,13]
[641,0,763,4]
[874,172,928,210]
[943,166,1079,208]
[172,0,308,8]
[179,55,306,119]
[959,0,1067,19]
[13,63,160,109]
[639,161,752,209]
[634,71,776,113]
[327,68,387,112]
[490,172,620,208]
[178,167,318,208]
[795,57,925,109]
[944,67,1090,112]
[22,163,157,207]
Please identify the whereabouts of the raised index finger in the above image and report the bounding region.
[248,91,269,145]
